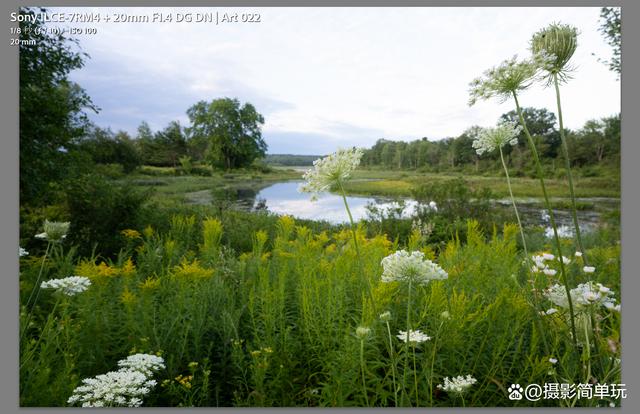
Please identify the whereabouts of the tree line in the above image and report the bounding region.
[360,108,620,174]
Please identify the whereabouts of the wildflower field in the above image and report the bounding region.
[18,14,621,408]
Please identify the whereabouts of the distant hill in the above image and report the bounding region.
[264,154,323,166]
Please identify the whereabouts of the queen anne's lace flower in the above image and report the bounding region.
[298,148,363,201]
[68,353,165,407]
[531,23,578,84]
[381,250,448,285]
[472,121,522,155]
[355,326,371,339]
[67,369,156,407]
[437,375,478,394]
[37,220,70,242]
[41,276,91,296]
[397,329,431,343]
[117,353,166,377]
[544,282,618,311]
[468,56,537,105]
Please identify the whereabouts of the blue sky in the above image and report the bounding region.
[57,7,620,155]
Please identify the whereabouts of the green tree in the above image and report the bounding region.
[19,7,97,205]
[501,107,560,159]
[186,98,267,169]
[598,7,621,77]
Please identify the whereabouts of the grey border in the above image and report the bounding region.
[1,0,634,414]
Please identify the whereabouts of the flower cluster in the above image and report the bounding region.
[530,23,578,83]
[472,121,522,155]
[19,247,29,257]
[68,353,165,407]
[381,250,448,285]
[397,329,431,344]
[355,326,371,339]
[40,276,91,296]
[468,56,537,105]
[529,253,570,276]
[36,220,70,243]
[543,282,619,312]
[67,369,155,407]
[117,353,167,377]
[437,375,478,395]
[298,147,363,201]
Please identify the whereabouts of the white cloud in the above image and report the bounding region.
[58,6,620,154]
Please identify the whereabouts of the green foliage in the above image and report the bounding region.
[598,7,621,76]
[77,126,141,173]
[19,7,97,205]
[63,174,150,257]
[264,154,322,166]
[186,98,267,170]
[19,215,621,407]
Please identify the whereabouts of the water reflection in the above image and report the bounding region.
[254,181,416,223]
[186,180,616,228]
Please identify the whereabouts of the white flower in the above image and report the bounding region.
[381,250,448,285]
[574,251,583,257]
[19,247,29,257]
[583,266,596,273]
[428,201,438,212]
[117,354,165,377]
[545,308,558,315]
[544,282,617,310]
[68,369,156,407]
[542,253,555,261]
[397,329,431,344]
[379,311,392,322]
[355,326,371,339]
[37,220,70,242]
[549,357,558,364]
[542,268,557,277]
[559,256,571,265]
[472,121,522,155]
[40,276,91,296]
[437,375,478,394]
[298,148,363,200]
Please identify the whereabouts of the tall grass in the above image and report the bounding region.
[19,214,620,407]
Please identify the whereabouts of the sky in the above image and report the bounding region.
[55,7,620,155]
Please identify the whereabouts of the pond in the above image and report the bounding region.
[185,180,619,233]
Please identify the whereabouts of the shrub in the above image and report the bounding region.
[63,174,151,257]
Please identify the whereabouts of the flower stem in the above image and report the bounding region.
[498,146,528,258]
[553,72,589,269]
[499,146,552,355]
[513,91,578,348]
[338,180,376,310]
[21,241,52,340]
[360,339,370,407]
[385,321,399,406]
[402,279,412,407]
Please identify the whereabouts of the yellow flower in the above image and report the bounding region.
[172,258,214,279]
[139,277,161,291]
[121,229,142,239]
[120,257,136,276]
[250,350,261,358]
[97,262,118,277]
[120,288,137,306]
